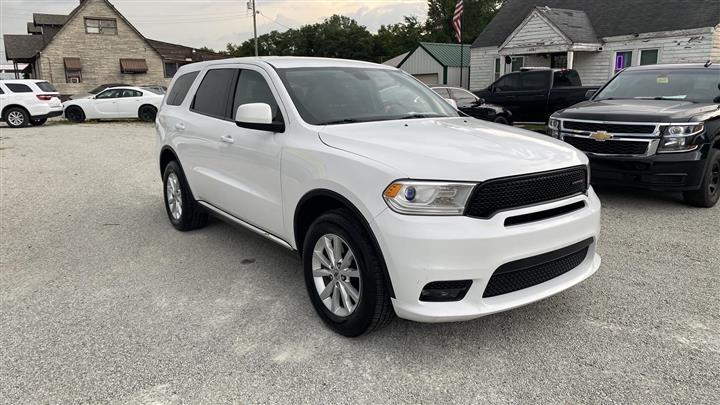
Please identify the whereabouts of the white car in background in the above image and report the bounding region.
[63,86,163,123]
[0,79,63,128]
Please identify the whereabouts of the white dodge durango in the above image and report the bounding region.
[156,57,602,336]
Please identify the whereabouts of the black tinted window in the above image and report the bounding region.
[120,89,142,97]
[166,71,199,106]
[232,70,281,121]
[553,71,581,87]
[192,69,235,118]
[96,89,121,99]
[36,81,57,92]
[495,74,521,91]
[520,72,550,90]
[6,83,32,93]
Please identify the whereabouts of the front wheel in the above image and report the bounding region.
[493,115,510,125]
[303,209,394,337]
[65,106,85,123]
[683,148,720,207]
[163,161,208,231]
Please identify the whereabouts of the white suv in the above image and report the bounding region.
[0,80,63,128]
[156,57,602,336]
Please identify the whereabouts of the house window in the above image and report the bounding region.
[85,18,117,35]
[550,53,567,69]
[164,62,180,78]
[493,58,501,80]
[640,49,659,66]
[510,56,524,72]
[614,51,632,73]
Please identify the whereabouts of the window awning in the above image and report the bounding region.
[63,57,82,70]
[119,58,148,73]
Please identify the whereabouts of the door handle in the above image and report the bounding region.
[220,135,234,144]
[175,123,185,131]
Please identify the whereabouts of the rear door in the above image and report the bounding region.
[515,71,551,123]
[116,89,143,118]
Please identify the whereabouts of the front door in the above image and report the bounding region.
[92,89,121,117]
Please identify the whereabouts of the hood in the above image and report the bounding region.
[555,99,719,122]
[318,117,586,181]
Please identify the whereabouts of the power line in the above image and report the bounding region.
[259,11,292,31]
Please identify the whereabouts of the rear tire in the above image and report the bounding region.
[303,209,394,337]
[139,105,157,122]
[493,115,510,125]
[30,118,47,126]
[683,148,720,208]
[65,106,85,123]
[4,107,29,128]
[163,160,208,231]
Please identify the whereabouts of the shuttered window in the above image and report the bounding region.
[120,59,148,74]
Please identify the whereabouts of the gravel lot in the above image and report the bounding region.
[1,121,718,404]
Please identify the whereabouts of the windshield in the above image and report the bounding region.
[595,69,720,103]
[276,67,459,125]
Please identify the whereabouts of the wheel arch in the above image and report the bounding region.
[139,103,157,113]
[1,104,29,120]
[294,188,395,298]
[159,145,180,178]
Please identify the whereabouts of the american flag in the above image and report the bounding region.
[452,0,464,43]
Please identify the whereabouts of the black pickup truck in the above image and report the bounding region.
[548,63,720,207]
[474,68,599,124]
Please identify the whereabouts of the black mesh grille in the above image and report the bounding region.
[424,280,472,290]
[563,121,655,134]
[483,243,591,298]
[564,136,649,155]
[464,167,587,218]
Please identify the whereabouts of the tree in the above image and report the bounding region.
[374,16,426,62]
[425,0,503,44]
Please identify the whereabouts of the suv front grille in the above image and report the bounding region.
[563,121,655,134]
[464,167,587,218]
[482,238,593,298]
[564,136,649,155]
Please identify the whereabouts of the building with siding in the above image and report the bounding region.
[3,0,224,95]
[385,42,470,88]
[470,0,720,91]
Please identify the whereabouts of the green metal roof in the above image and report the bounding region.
[418,42,470,67]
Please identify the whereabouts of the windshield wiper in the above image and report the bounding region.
[633,96,694,102]
[319,118,362,125]
[394,113,446,120]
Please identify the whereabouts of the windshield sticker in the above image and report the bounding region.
[657,76,669,84]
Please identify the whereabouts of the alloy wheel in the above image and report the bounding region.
[7,111,24,126]
[166,172,183,220]
[311,234,362,317]
[709,161,719,196]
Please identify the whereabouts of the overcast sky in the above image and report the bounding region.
[1,0,428,62]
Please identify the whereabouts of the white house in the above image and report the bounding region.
[385,42,470,88]
[470,0,720,90]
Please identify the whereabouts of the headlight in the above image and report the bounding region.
[547,118,560,138]
[658,123,704,152]
[382,181,475,215]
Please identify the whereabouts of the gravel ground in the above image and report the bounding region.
[1,121,718,404]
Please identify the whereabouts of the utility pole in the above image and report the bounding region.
[248,0,258,56]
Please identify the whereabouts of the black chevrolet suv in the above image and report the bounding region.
[548,63,720,207]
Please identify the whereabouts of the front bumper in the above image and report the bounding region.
[371,189,602,323]
[588,145,709,191]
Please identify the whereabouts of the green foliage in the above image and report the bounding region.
[224,2,503,61]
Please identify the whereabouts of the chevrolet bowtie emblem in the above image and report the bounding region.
[589,131,613,141]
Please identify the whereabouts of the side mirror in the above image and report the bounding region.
[585,89,597,99]
[474,97,485,105]
[444,98,458,109]
[235,103,284,132]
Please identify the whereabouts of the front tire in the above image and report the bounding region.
[163,161,208,231]
[493,115,510,125]
[683,148,720,208]
[65,106,85,123]
[303,209,394,337]
[30,118,47,126]
[5,107,29,128]
[139,105,157,122]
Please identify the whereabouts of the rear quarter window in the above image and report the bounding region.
[553,71,582,87]
[5,83,33,93]
[166,71,199,106]
[36,81,57,92]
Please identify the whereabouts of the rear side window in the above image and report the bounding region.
[553,71,582,87]
[520,72,550,90]
[433,88,450,97]
[451,88,477,103]
[166,71,199,106]
[192,69,236,118]
[5,83,33,93]
[36,81,57,92]
[120,89,142,97]
[232,69,281,121]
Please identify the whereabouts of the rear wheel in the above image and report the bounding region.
[493,115,510,125]
[65,106,85,123]
[139,105,157,122]
[5,107,29,128]
[303,209,394,337]
[163,160,208,231]
[683,149,720,208]
[30,118,47,126]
